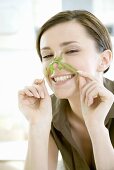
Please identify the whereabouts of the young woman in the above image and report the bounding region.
[18,10,114,170]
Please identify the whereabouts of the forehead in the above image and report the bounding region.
[40,21,94,48]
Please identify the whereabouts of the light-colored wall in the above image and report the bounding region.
[62,0,93,11]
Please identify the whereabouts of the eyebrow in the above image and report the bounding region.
[60,41,79,47]
[41,41,79,51]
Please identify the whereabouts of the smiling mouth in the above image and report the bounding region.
[51,74,75,82]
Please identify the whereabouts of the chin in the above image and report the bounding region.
[53,88,76,99]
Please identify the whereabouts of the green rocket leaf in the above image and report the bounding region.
[44,56,78,76]
[49,64,54,74]
[61,62,78,74]
[58,63,63,70]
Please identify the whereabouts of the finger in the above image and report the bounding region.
[86,84,98,105]
[33,79,49,98]
[33,78,44,85]
[77,70,98,81]
[33,84,45,98]
[24,88,35,97]
[78,76,87,106]
[38,79,50,98]
[18,90,26,100]
[81,81,98,102]
[85,81,98,95]
[86,86,98,106]
[86,87,100,106]
[78,76,87,91]
[18,90,36,107]
[18,90,25,96]
[87,96,94,107]
[25,86,40,98]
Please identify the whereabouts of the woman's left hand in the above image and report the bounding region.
[78,71,114,128]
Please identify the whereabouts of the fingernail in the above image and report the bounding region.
[40,91,44,98]
[29,93,34,97]
[77,70,83,74]
[88,98,93,106]
[36,94,40,98]
[35,79,44,84]
[94,95,97,98]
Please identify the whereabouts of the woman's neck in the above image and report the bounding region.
[67,92,84,123]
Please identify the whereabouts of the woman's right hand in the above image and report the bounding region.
[18,79,52,126]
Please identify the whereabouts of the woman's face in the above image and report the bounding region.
[40,21,101,99]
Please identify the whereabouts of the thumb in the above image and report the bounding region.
[78,76,87,107]
[34,78,50,98]
[78,75,86,91]
[42,80,50,98]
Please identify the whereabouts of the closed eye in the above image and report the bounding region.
[42,54,54,59]
[65,49,79,54]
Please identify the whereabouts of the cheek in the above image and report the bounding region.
[66,57,98,75]
[42,63,52,88]
[79,58,99,75]
[42,64,46,74]
[42,61,50,75]
[42,61,49,68]
[64,58,83,71]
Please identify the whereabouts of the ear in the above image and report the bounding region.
[97,50,112,72]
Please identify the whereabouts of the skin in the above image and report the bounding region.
[41,21,102,100]
[18,21,114,170]
[40,21,112,120]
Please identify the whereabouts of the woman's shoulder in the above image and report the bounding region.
[50,94,59,115]
[103,77,114,93]
[50,94,68,116]
[50,94,58,108]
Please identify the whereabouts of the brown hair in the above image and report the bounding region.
[36,10,112,73]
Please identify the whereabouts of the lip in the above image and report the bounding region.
[50,73,74,78]
[50,73,75,86]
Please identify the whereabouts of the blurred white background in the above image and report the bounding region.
[0,0,114,169]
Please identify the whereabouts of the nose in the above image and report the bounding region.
[53,51,63,58]
[50,52,63,73]
[53,63,58,69]
[52,54,59,70]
